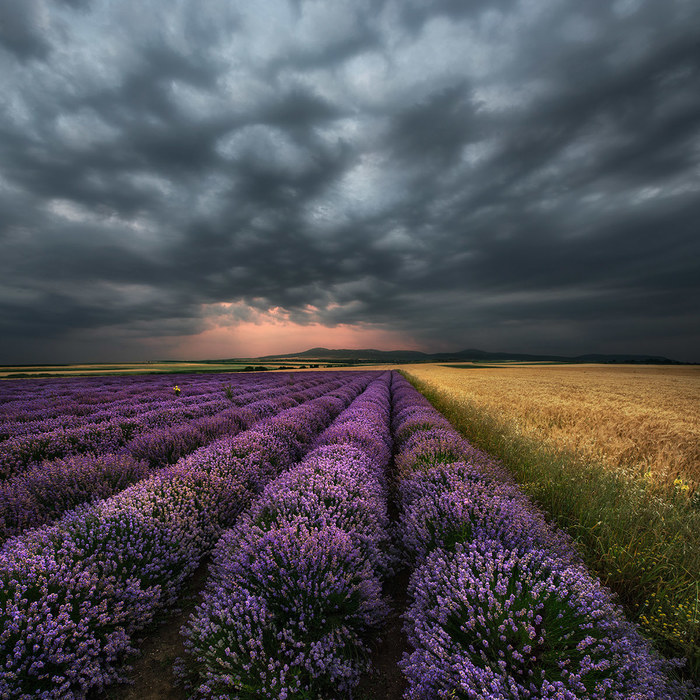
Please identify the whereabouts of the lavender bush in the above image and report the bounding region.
[0,453,149,542]
[183,523,387,699]
[397,459,516,508]
[0,539,133,699]
[399,480,580,568]
[402,541,684,699]
[243,444,395,577]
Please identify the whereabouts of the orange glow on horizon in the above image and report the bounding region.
[168,318,421,359]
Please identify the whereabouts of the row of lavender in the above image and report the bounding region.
[391,375,688,699]
[180,371,396,698]
[0,374,348,541]
[0,372,375,698]
[0,373,326,479]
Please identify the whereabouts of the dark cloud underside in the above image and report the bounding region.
[1,0,699,362]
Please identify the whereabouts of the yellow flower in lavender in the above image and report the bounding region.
[173,385,181,396]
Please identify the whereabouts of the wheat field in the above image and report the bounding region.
[403,363,700,492]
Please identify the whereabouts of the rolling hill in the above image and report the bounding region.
[257,347,680,364]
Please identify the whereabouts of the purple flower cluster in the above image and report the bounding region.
[126,396,290,468]
[0,372,374,698]
[391,375,687,699]
[178,380,369,496]
[0,375,355,541]
[404,542,684,699]
[0,453,149,542]
[0,421,129,480]
[181,373,394,698]
[0,373,280,427]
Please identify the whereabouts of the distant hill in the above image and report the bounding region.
[258,347,680,364]
[260,347,431,362]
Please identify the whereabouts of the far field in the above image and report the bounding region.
[0,359,343,379]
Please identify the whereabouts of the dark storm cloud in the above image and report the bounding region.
[1,0,700,363]
[0,2,51,60]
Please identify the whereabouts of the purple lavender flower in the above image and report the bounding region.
[0,532,135,698]
[399,482,580,568]
[0,453,150,542]
[402,541,685,699]
[183,524,388,699]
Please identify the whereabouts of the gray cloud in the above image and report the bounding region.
[0,1,51,60]
[1,0,700,363]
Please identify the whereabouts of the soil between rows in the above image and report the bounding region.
[94,560,211,700]
[355,462,410,700]
[355,567,410,700]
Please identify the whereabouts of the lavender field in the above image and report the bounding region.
[0,372,692,699]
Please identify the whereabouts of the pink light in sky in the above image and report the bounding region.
[169,311,421,359]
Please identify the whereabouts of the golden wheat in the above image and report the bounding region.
[403,363,700,490]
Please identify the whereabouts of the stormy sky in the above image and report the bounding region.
[1,0,700,363]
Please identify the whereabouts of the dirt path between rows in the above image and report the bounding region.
[94,560,211,700]
[355,567,410,700]
[356,439,410,700]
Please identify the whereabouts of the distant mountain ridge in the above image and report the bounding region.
[258,347,680,364]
